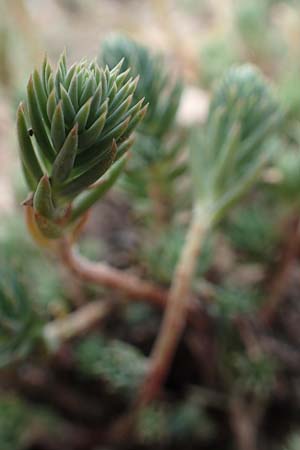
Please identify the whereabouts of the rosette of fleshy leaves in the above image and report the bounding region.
[100,35,186,222]
[17,52,147,240]
[0,268,41,367]
[190,64,282,224]
[100,34,182,138]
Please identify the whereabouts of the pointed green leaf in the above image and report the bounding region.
[105,94,133,129]
[96,116,130,148]
[51,124,78,184]
[75,98,92,132]
[32,69,49,126]
[65,63,77,89]
[60,142,117,197]
[68,73,79,110]
[33,175,55,219]
[70,154,127,221]
[87,85,102,126]
[60,83,76,124]
[123,104,148,136]
[27,76,55,163]
[115,135,135,160]
[17,102,43,184]
[109,77,132,110]
[78,109,107,151]
[80,74,96,105]
[46,89,57,123]
[51,101,66,151]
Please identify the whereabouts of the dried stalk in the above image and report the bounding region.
[43,300,110,350]
[137,206,210,404]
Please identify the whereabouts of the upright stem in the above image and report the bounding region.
[138,205,210,404]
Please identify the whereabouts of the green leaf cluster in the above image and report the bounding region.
[17,51,147,238]
[190,64,282,223]
[0,267,41,367]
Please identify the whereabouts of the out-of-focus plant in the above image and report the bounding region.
[199,36,239,88]
[144,226,213,285]
[139,64,282,404]
[76,335,147,397]
[226,204,279,262]
[0,267,41,368]
[233,0,284,66]
[0,396,31,450]
[0,395,60,450]
[100,35,182,138]
[283,434,300,450]
[136,391,215,445]
[275,150,300,207]
[212,285,263,319]
[100,35,185,224]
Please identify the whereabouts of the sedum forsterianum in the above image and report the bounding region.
[191,64,282,224]
[100,34,182,139]
[100,35,185,223]
[17,52,147,241]
[139,64,283,404]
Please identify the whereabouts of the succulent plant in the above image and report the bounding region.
[0,396,30,450]
[76,335,147,397]
[144,226,213,284]
[227,204,279,261]
[190,64,282,224]
[100,34,182,138]
[0,268,41,367]
[100,35,185,222]
[17,51,147,240]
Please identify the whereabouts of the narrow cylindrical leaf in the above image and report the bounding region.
[70,154,128,221]
[27,76,56,163]
[33,175,55,219]
[60,141,117,198]
[60,83,76,124]
[65,63,77,89]
[68,73,79,110]
[51,124,78,184]
[75,98,92,132]
[32,69,49,126]
[109,77,132,110]
[87,84,102,126]
[78,109,107,151]
[80,74,96,105]
[105,94,133,129]
[47,89,57,123]
[51,101,66,151]
[17,103,43,184]
[96,116,131,148]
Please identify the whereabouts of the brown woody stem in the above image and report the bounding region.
[57,238,167,307]
[137,205,210,405]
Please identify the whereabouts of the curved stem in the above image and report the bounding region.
[58,238,167,307]
[137,205,210,405]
